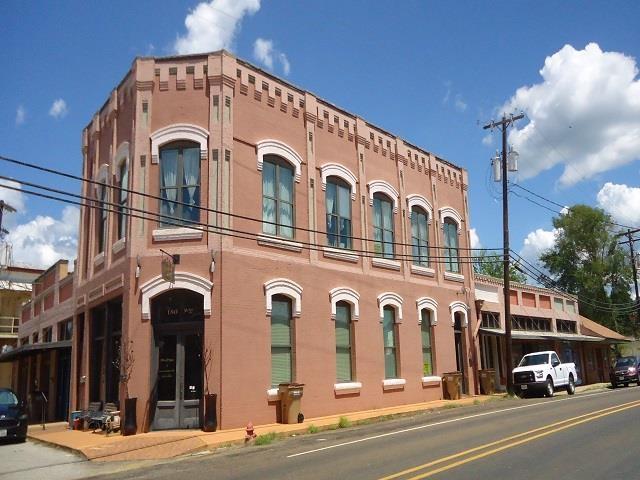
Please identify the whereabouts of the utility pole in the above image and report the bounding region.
[0,200,17,238]
[615,229,640,330]
[483,113,524,396]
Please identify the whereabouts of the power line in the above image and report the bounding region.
[0,178,503,266]
[0,154,497,253]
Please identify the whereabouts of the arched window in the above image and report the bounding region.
[420,309,434,376]
[271,294,293,386]
[117,161,129,240]
[335,301,354,382]
[326,177,352,249]
[373,193,394,259]
[443,218,459,273]
[411,206,429,267]
[382,305,399,379]
[262,155,295,239]
[159,142,200,226]
[97,183,108,253]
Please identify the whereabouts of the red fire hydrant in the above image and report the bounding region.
[245,422,257,442]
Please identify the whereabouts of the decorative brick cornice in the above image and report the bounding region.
[208,74,236,89]
[304,112,317,124]
[135,80,154,91]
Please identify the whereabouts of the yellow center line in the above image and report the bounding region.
[379,399,640,480]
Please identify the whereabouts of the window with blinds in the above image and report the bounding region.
[383,306,398,378]
[335,301,353,382]
[271,295,293,386]
[421,309,433,376]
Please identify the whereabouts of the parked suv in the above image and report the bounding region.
[0,388,28,442]
[610,356,640,388]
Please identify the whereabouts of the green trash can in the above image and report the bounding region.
[479,369,496,395]
[443,372,462,400]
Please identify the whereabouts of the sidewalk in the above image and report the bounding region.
[28,383,609,463]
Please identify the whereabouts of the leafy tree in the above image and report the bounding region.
[539,205,634,334]
[473,251,526,283]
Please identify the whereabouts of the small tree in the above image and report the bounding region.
[473,251,526,283]
[119,341,135,399]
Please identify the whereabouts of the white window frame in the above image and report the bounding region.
[257,139,303,183]
[368,180,399,213]
[320,163,357,200]
[329,287,360,321]
[264,278,303,318]
[377,292,403,323]
[150,123,208,164]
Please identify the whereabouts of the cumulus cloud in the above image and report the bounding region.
[520,228,560,266]
[597,182,640,226]
[501,43,640,187]
[469,228,481,249]
[6,206,79,268]
[481,134,493,146]
[253,38,290,75]
[0,179,26,217]
[15,105,26,126]
[49,99,68,119]
[454,94,467,112]
[174,0,260,54]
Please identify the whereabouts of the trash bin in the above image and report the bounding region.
[443,372,462,400]
[278,383,305,424]
[69,411,82,429]
[479,369,496,395]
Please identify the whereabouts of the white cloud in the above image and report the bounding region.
[5,206,79,269]
[49,98,68,119]
[174,0,260,55]
[0,179,26,218]
[520,228,560,266]
[597,182,640,226]
[253,38,290,75]
[469,228,481,249]
[15,105,26,126]
[481,134,493,146]
[502,43,640,187]
[454,94,467,112]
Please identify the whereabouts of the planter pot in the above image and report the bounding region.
[202,393,217,432]
[122,397,137,436]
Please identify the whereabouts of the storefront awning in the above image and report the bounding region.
[0,340,71,363]
[480,328,604,343]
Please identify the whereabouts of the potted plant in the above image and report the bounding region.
[202,345,217,432]
[119,341,137,436]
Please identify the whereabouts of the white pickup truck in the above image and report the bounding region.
[512,351,577,397]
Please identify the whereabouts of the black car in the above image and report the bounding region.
[610,356,640,388]
[0,388,28,442]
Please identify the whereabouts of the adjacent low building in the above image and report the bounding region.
[475,274,629,389]
[1,260,74,423]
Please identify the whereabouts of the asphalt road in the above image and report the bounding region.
[95,386,640,480]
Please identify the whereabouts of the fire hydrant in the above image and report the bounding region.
[245,422,257,442]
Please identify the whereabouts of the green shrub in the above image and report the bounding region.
[308,424,319,434]
[254,432,277,446]
[338,416,351,428]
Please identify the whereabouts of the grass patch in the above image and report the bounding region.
[473,399,481,405]
[307,424,319,434]
[443,403,460,409]
[338,416,352,428]
[254,432,277,446]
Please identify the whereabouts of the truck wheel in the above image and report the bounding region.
[545,377,554,397]
[567,374,576,395]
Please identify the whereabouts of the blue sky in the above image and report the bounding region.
[1,1,639,269]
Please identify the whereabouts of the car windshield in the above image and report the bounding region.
[615,357,636,368]
[0,391,18,406]
[519,353,549,367]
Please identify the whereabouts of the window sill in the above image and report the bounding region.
[93,252,105,267]
[257,234,303,253]
[382,378,406,390]
[421,375,442,386]
[112,237,126,254]
[152,227,203,242]
[372,257,401,271]
[323,247,359,263]
[334,382,362,395]
[444,271,465,282]
[267,388,279,401]
[411,264,435,277]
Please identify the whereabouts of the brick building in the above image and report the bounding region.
[73,50,479,432]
